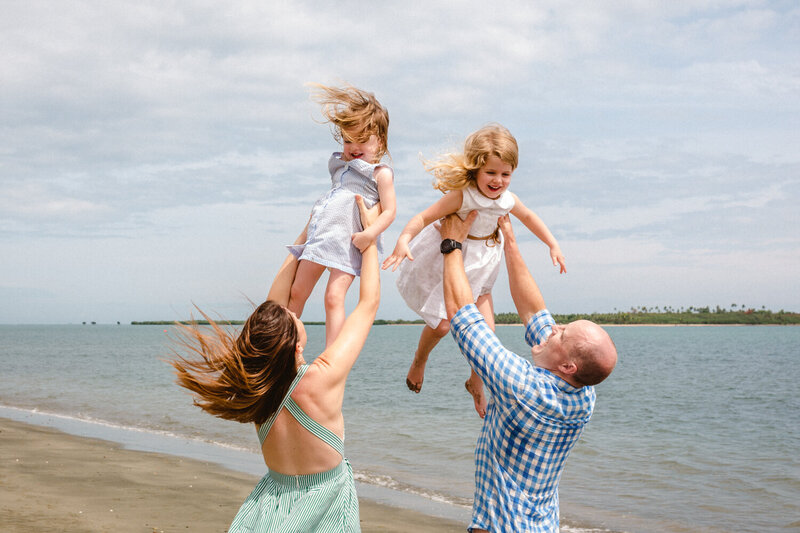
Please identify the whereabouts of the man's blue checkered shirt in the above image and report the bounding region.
[451,304,596,532]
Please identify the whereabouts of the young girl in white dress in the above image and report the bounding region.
[288,84,396,347]
[382,124,566,417]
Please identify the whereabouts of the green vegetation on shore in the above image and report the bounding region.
[505,305,800,325]
[549,306,800,325]
[132,305,799,326]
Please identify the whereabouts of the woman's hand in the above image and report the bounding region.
[351,231,371,253]
[352,195,381,252]
[356,195,380,228]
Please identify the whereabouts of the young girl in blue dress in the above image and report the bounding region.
[383,124,566,417]
[288,84,396,346]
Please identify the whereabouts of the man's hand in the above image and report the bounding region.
[438,211,477,242]
[497,214,546,321]
[498,214,515,251]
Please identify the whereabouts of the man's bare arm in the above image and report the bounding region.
[440,212,478,320]
[499,215,546,324]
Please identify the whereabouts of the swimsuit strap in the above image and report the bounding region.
[257,364,309,445]
[285,398,344,456]
[255,365,344,457]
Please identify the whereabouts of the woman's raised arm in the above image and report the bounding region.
[314,196,381,386]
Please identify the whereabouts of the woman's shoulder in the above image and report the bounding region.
[291,363,321,397]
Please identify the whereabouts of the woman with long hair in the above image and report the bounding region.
[171,196,380,532]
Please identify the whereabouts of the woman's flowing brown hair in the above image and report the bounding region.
[170,301,299,425]
[309,83,390,161]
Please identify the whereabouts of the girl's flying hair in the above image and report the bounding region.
[170,300,299,425]
[426,123,518,193]
[309,83,390,160]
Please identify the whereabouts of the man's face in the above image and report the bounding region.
[531,321,585,370]
[532,320,618,385]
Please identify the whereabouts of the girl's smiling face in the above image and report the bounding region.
[341,130,382,163]
[475,155,513,199]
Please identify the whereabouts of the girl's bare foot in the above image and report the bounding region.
[406,354,426,393]
[465,378,487,418]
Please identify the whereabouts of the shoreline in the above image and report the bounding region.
[0,417,465,532]
[499,322,799,327]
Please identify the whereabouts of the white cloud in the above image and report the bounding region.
[1,1,798,322]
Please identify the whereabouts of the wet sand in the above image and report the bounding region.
[0,417,465,532]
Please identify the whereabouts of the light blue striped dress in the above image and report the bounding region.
[288,153,390,276]
[228,365,360,532]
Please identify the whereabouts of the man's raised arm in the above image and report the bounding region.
[440,212,478,320]
[498,215,546,325]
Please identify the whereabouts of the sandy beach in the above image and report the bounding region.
[0,417,465,532]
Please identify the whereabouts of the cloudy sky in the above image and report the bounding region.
[2,1,798,324]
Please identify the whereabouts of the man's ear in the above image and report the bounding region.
[559,360,578,376]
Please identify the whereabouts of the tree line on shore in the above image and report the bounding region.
[541,306,800,325]
[132,305,800,326]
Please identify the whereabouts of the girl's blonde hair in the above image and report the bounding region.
[170,300,299,425]
[309,83,390,161]
[426,123,518,193]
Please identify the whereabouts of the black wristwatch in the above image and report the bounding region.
[440,239,463,254]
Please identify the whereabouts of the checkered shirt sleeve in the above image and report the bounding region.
[525,308,556,347]
[450,304,596,533]
[450,304,537,405]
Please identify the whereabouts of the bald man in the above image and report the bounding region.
[441,212,617,532]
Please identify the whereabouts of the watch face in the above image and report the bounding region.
[440,239,461,254]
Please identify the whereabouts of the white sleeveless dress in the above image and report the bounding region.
[395,186,515,328]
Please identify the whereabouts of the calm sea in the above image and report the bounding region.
[0,323,798,532]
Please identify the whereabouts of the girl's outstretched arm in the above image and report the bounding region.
[266,224,308,305]
[314,196,381,388]
[352,166,396,252]
[509,193,567,274]
[382,189,463,271]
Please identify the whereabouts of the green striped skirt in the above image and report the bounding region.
[228,459,360,532]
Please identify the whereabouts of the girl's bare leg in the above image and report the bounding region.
[288,260,326,316]
[324,268,355,347]
[406,319,450,393]
[466,293,495,418]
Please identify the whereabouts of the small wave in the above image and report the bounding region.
[559,524,613,533]
[353,470,472,508]
[0,404,255,454]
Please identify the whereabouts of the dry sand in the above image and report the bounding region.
[0,417,464,532]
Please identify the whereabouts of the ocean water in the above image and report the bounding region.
[1,323,798,532]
